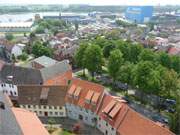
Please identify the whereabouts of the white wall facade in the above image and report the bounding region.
[0,83,18,97]
[20,105,66,117]
[11,45,23,57]
[66,103,97,126]
[97,116,116,135]
[0,27,32,32]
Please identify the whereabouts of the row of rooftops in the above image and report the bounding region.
[65,78,174,135]
[0,59,71,85]
[5,77,175,135]
[0,66,173,135]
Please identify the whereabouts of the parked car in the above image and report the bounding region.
[160,99,176,110]
[152,115,169,124]
[165,99,176,105]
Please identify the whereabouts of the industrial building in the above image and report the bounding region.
[0,22,33,32]
[125,6,153,23]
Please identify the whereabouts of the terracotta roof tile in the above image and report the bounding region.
[65,78,104,112]
[97,94,174,135]
[117,108,174,135]
[12,108,49,135]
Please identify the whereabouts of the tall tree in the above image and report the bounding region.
[158,52,171,69]
[170,79,180,134]
[171,55,180,74]
[74,43,88,76]
[102,44,115,58]
[84,44,103,80]
[133,61,157,101]
[161,69,178,98]
[129,44,143,63]
[118,62,134,85]
[32,41,53,58]
[138,49,156,62]
[116,40,131,61]
[108,49,124,84]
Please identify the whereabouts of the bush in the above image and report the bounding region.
[5,33,14,41]
[17,53,28,61]
[35,26,45,34]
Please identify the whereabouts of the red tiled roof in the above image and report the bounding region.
[97,94,174,135]
[65,78,104,112]
[168,47,180,55]
[44,70,72,86]
[12,108,49,135]
[117,108,174,135]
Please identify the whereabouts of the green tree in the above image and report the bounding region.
[161,69,178,98]
[32,41,53,58]
[102,44,115,58]
[74,43,88,76]
[129,44,143,63]
[35,26,45,34]
[5,33,14,41]
[158,52,171,69]
[169,79,180,134]
[39,20,50,29]
[133,61,155,101]
[105,30,120,40]
[171,55,180,74]
[146,70,161,95]
[93,36,109,48]
[17,53,28,61]
[84,44,103,80]
[116,40,131,61]
[138,49,156,62]
[108,49,124,84]
[118,62,134,85]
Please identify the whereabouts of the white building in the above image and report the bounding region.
[0,82,18,97]
[11,43,26,57]
[65,78,105,126]
[0,22,33,32]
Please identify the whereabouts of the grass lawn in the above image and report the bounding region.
[51,128,74,135]
[60,130,74,135]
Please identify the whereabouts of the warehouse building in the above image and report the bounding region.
[125,6,153,23]
[0,22,33,32]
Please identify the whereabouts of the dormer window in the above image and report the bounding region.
[85,99,91,104]
[85,90,94,104]
[91,93,100,106]
[68,85,76,98]
[73,87,81,100]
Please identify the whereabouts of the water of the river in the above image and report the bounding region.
[0,12,88,22]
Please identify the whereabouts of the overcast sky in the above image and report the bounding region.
[0,0,180,5]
